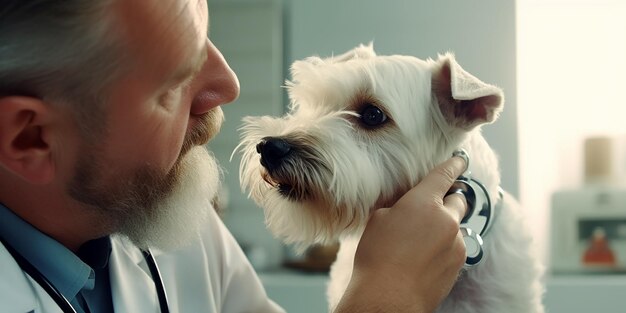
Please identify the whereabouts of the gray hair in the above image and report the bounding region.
[0,0,123,135]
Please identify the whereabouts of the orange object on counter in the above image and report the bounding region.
[583,227,616,266]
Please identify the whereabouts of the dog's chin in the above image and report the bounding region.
[248,165,394,246]
[251,183,373,248]
[250,165,410,247]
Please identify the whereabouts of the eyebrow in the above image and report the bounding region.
[167,45,208,86]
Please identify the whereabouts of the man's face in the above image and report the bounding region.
[68,0,239,249]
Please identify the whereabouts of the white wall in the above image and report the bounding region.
[517,0,626,265]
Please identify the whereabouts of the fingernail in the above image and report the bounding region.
[452,149,469,173]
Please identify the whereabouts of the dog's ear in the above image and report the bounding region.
[431,53,503,130]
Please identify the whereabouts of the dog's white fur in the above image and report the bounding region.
[237,44,544,312]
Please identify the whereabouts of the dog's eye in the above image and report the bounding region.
[360,104,388,127]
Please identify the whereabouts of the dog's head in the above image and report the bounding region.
[237,44,503,246]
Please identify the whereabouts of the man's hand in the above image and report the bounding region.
[335,156,468,313]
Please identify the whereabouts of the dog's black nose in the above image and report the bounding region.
[256,137,292,170]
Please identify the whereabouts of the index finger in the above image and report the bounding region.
[392,155,468,211]
[419,155,468,200]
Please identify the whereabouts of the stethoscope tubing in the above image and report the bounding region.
[0,237,170,313]
[1,237,77,313]
[143,249,171,313]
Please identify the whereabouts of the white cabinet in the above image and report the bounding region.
[545,275,626,313]
[260,272,329,313]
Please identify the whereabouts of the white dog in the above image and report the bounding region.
[237,44,544,313]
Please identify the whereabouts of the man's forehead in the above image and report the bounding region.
[159,0,208,58]
[111,0,208,82]
[165,0,208,84]
[190,0,209,38]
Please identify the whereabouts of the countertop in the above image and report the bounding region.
[259,271,626,313]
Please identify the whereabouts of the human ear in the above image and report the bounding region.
[0,96,55,184]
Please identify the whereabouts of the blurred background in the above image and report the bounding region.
[205,0,626,312]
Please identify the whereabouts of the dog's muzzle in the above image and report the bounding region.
[256,136,292,171]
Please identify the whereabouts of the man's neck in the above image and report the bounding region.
[0,179,112,252]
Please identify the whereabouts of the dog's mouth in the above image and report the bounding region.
[277,183,296,198]
[262,171,309,201]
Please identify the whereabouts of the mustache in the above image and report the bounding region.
[180,107,224,157]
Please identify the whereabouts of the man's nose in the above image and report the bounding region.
[190,39,240,115]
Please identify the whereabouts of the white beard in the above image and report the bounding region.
[122,146,222,251]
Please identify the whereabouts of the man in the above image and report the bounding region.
[0,0,467,312]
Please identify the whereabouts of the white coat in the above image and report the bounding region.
[0,209,285,313]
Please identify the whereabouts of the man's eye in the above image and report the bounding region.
[158,80,190,108]
[158,89,177,107]
[359,104,388,127]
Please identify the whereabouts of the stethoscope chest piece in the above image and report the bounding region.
[449,149,502,268]
[449,174,501,268]
[461,227,484,266]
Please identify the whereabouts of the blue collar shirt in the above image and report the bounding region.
[0,203,113,313]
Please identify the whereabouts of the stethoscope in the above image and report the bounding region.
[0,237,170,313]
[448,149,502,267]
